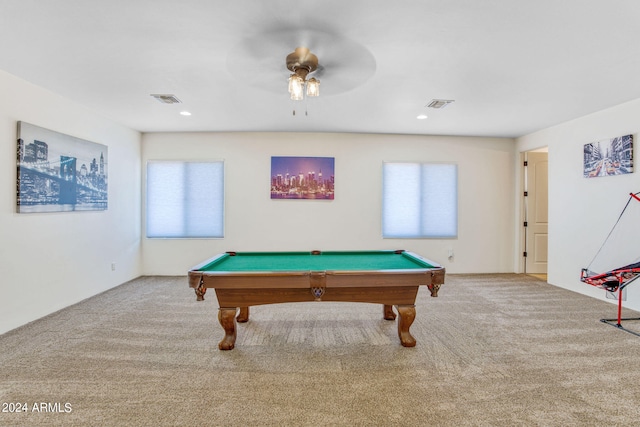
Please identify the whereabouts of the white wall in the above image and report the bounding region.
[517,98,640,311]
[0,70,142,334]
[142,132,516,275]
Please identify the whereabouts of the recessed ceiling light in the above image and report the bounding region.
[416,114,428,120]
[180,111,191,116]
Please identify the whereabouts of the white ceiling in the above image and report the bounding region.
[2,0,640,138]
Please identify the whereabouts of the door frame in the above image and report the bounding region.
[518,147,549,274]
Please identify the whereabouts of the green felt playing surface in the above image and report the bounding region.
[199,250,436,272]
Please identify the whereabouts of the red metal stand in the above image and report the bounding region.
[599,277,640,337]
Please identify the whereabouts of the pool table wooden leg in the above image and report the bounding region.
[237,306,249,323]
[396,305,417,347]
[195,281,207,301]
[217,308,237,350]
[383,304,396,320]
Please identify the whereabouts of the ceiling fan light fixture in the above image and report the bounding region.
[289,74,305,100]
[287,74,298,93]
[290,88,304,101]
[286,47,321,101]
[306,78,320,97]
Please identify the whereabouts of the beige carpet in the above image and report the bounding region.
[1,274,640,426]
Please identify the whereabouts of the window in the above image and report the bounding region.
[382,162,457,238]
[146,161,224,238]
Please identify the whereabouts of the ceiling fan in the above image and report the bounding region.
[226,29,376,98]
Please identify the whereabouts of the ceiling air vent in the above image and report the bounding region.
[150,94,182,104]
[426,99,454,109]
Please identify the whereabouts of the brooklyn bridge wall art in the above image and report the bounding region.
[16,122,108,213]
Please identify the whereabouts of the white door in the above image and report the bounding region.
[525,152,548,274]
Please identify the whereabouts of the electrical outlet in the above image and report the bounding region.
[111,263,116,271]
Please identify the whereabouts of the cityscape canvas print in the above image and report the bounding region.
[583,134,633,178]
[270,156,335,199]
[16,122,108,213]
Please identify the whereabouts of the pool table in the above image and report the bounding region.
[188,250,445,350]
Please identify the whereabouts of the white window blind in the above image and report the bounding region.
[146,161,224,238]
[382,162,457,238]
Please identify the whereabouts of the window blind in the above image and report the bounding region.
[146,161,224,238]
[382,162,457,238]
